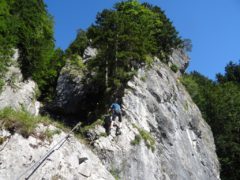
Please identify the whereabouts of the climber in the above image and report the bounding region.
[107,99,122,135]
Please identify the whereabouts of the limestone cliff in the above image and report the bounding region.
[91,57,220,180]
[0,50,220,180]
[0,50,40,115]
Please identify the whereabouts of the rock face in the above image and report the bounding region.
[50,51,97,117]
[0,50,40,115]
[0,50,220,180]
[169,49,189,73]
[0,125,114,180]
[50,59,85,115]
[90,59,220,179]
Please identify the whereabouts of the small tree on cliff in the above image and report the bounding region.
[87,0,160,92]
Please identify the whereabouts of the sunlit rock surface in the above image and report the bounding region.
[0,49,40,115]
[90,53,220,180]
[0,50,220,180]
[0,126,114,180]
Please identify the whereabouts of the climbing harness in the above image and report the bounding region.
[16,121,82,180]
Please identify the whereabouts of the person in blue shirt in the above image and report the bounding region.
[110,103,122,122]
[108,99,122,135]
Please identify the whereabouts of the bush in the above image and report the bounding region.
[0,108,65,138]
[132,124,155,152]
[0,79,4,92]
[171,64,178,73]
[131,134,141,146]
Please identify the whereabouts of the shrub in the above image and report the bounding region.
[131,134,141,146]
[0,136,7,145]
[110,167,121,180]
[132,124,156,152]
[0,108,65,138]
[171,64,178,73]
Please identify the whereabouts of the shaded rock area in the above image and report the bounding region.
[49,59,86,116]
[0,50,40,115]
[48,48,100,122]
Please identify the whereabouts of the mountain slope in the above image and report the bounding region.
[90,53,220,180]
[0,50,220,180]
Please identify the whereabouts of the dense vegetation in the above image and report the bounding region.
[181,62,240,180]
[0,0,65,100]
[87,1,182,92]
[1,0,181,103]
[78,0,182,112]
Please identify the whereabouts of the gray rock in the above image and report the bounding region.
[0,126,114,180]
[83,46,97,63]
[0,49,40,115]
[91,60,220,180]
[49,49,219,180]
[168,49,190,73]
[1,49,220,180]
[50,59,86,115]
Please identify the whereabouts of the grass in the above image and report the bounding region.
[99,132,107,137]
[0,107,67,139]
[79,119,104,135]
[39,128,62,141]
[0,79,4,93]
[110,167,121,180]
[132,124,156,152]
[140,76,147,82]
[0,136,7,145]
[131,134,141,146]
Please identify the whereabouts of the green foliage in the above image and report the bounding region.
[216,61,240,84]
[171,64,179,73]
[0,136,7,145]
[0,0,16,91]
[10,0,54,80]
[0,79,5,92]
[110,167,121,180]
[84,0,182,110]
[0,0,61,101]
[88,1,157,87]
[66,29,88,57]
[42,128,61,141]
[0,107,65,138]
[99,132,107,137]
[39,48,65,101]
[182,68,240,180]
[132,124,155,152]
[142,2,183,60]
[79,119,104,135]
[69,54,86,70]
[131,134,141,146]
[0,107,40,137]
[181,72,214,120]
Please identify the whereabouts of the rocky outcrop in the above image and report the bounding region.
[0,50,40,115]
[0,125,114,180]
[50,59,85,115]
[88,59,220,180]
[168,49,189,73]
[0,50,220,180]
[50,50,97,117]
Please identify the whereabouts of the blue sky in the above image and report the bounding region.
[44,0,240,79]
